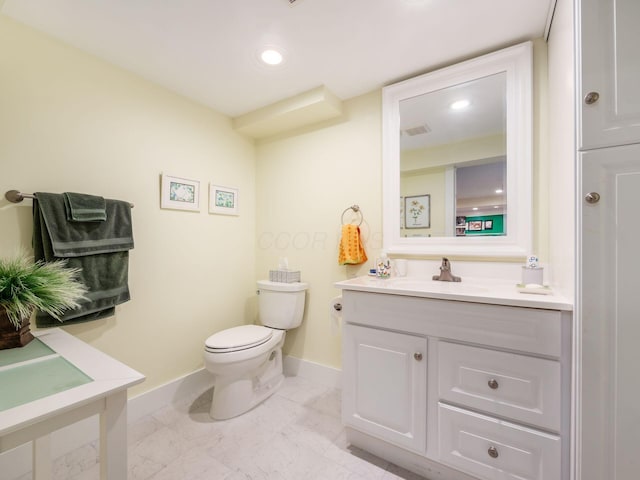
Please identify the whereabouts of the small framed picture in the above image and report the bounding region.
[456,216,466,227]
[484,219,494,230]
[468,220,483,231]
[404,194,430,229]
[455,227,466,236]
[161,174,200,211]
[209,184,239,216]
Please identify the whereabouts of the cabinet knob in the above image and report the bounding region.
[488,446,499,458]
[488,378,499,390]
[414,352,423,361]
[584,91,600,105]
[585,192,601,204]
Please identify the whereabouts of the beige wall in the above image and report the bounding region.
[255,91,382,369]
[0,17,257,396]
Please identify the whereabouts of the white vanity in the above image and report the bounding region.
[336,276,572,480]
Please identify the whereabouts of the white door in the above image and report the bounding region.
[578,0,640,150]
[579,142,640,480]
[342,324,427,453]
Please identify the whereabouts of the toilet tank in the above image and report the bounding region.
[257,280,308,329]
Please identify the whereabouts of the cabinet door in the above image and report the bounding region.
[578,0,640,150]
[580,143,640,479]
[342,324,427,453]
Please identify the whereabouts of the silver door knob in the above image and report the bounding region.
[585,192,601,204]
[414,352,423,361]
[488,446,499,458]
[488,379,499,390]
[584,91,600,105]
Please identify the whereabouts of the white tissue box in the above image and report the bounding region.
[269,270,301,283]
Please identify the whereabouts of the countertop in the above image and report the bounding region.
[335,275,573,311]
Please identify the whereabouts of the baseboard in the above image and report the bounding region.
[283,354,342,389]
[128,367,213,423]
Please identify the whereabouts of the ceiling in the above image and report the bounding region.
[1,0,555,119]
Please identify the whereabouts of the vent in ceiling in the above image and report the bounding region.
[401,124,431,137]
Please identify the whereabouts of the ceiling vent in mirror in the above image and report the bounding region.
[401,124,431,137]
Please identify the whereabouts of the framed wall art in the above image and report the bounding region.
[209,184,239,216]
[161,174,200,211]
[404,194,430,229]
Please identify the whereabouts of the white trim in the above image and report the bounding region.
[283,355,342,389]
[128,368,212,423]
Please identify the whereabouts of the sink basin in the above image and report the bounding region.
[384,277,488,294]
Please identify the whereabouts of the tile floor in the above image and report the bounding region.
[16,376,426,480]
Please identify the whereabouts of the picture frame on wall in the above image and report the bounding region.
[484,219,494,230]
[209,184,239,216]
[404,194,430,229]
[160,173,200,211]
[468,220,483,231]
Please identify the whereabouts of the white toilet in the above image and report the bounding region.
[204,280,308,420]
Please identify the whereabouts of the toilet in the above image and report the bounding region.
[204,280,308,420]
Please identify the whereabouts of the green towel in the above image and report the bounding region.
[63,192,107,222]
[33,192,134,327]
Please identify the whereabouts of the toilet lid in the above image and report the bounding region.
[205,325,273,351]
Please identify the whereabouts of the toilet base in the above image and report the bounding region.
[209,348,284,420]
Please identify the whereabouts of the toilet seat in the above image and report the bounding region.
[205,325,273,353]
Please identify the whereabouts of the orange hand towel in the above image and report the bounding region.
[338,224,368,265]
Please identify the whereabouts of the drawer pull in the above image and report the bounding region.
[584,91,600,105]
[488,378,499,390]
[488,446,499,458]
[414,352,423,361]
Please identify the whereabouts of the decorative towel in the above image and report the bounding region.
[63,192,107,222]
[32,192,134,327]
[338,224,368,265]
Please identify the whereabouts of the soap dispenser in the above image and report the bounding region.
[376,252,391,278]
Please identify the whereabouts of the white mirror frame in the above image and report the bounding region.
[382,41,533,258]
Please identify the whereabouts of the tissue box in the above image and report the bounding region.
[269,270,301,283]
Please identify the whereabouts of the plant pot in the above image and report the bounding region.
[0,307,35,349]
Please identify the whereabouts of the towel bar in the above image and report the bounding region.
[341,204,363,226]
[5,190,134,208]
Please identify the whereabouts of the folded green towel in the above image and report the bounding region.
[33,192,134,327]
[63,192,107,222]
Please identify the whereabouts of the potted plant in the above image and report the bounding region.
[0,254,87,349]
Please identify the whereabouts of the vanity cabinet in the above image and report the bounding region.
[578,0,640,150]
[339,287,571,480]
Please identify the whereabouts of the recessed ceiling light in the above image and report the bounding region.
[494,205,500,209]
[260,49,284,66]
[472,207,479,211]
[495,188,503,194]
[450,99,470,110]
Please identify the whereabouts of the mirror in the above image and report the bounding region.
[382,42,532,257]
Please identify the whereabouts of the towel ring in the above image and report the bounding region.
[341,205,363,226]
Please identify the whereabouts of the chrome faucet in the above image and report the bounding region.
[432,257,461,282]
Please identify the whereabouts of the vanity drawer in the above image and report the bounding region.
[438,342,561,431]
[438,403,561,480]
